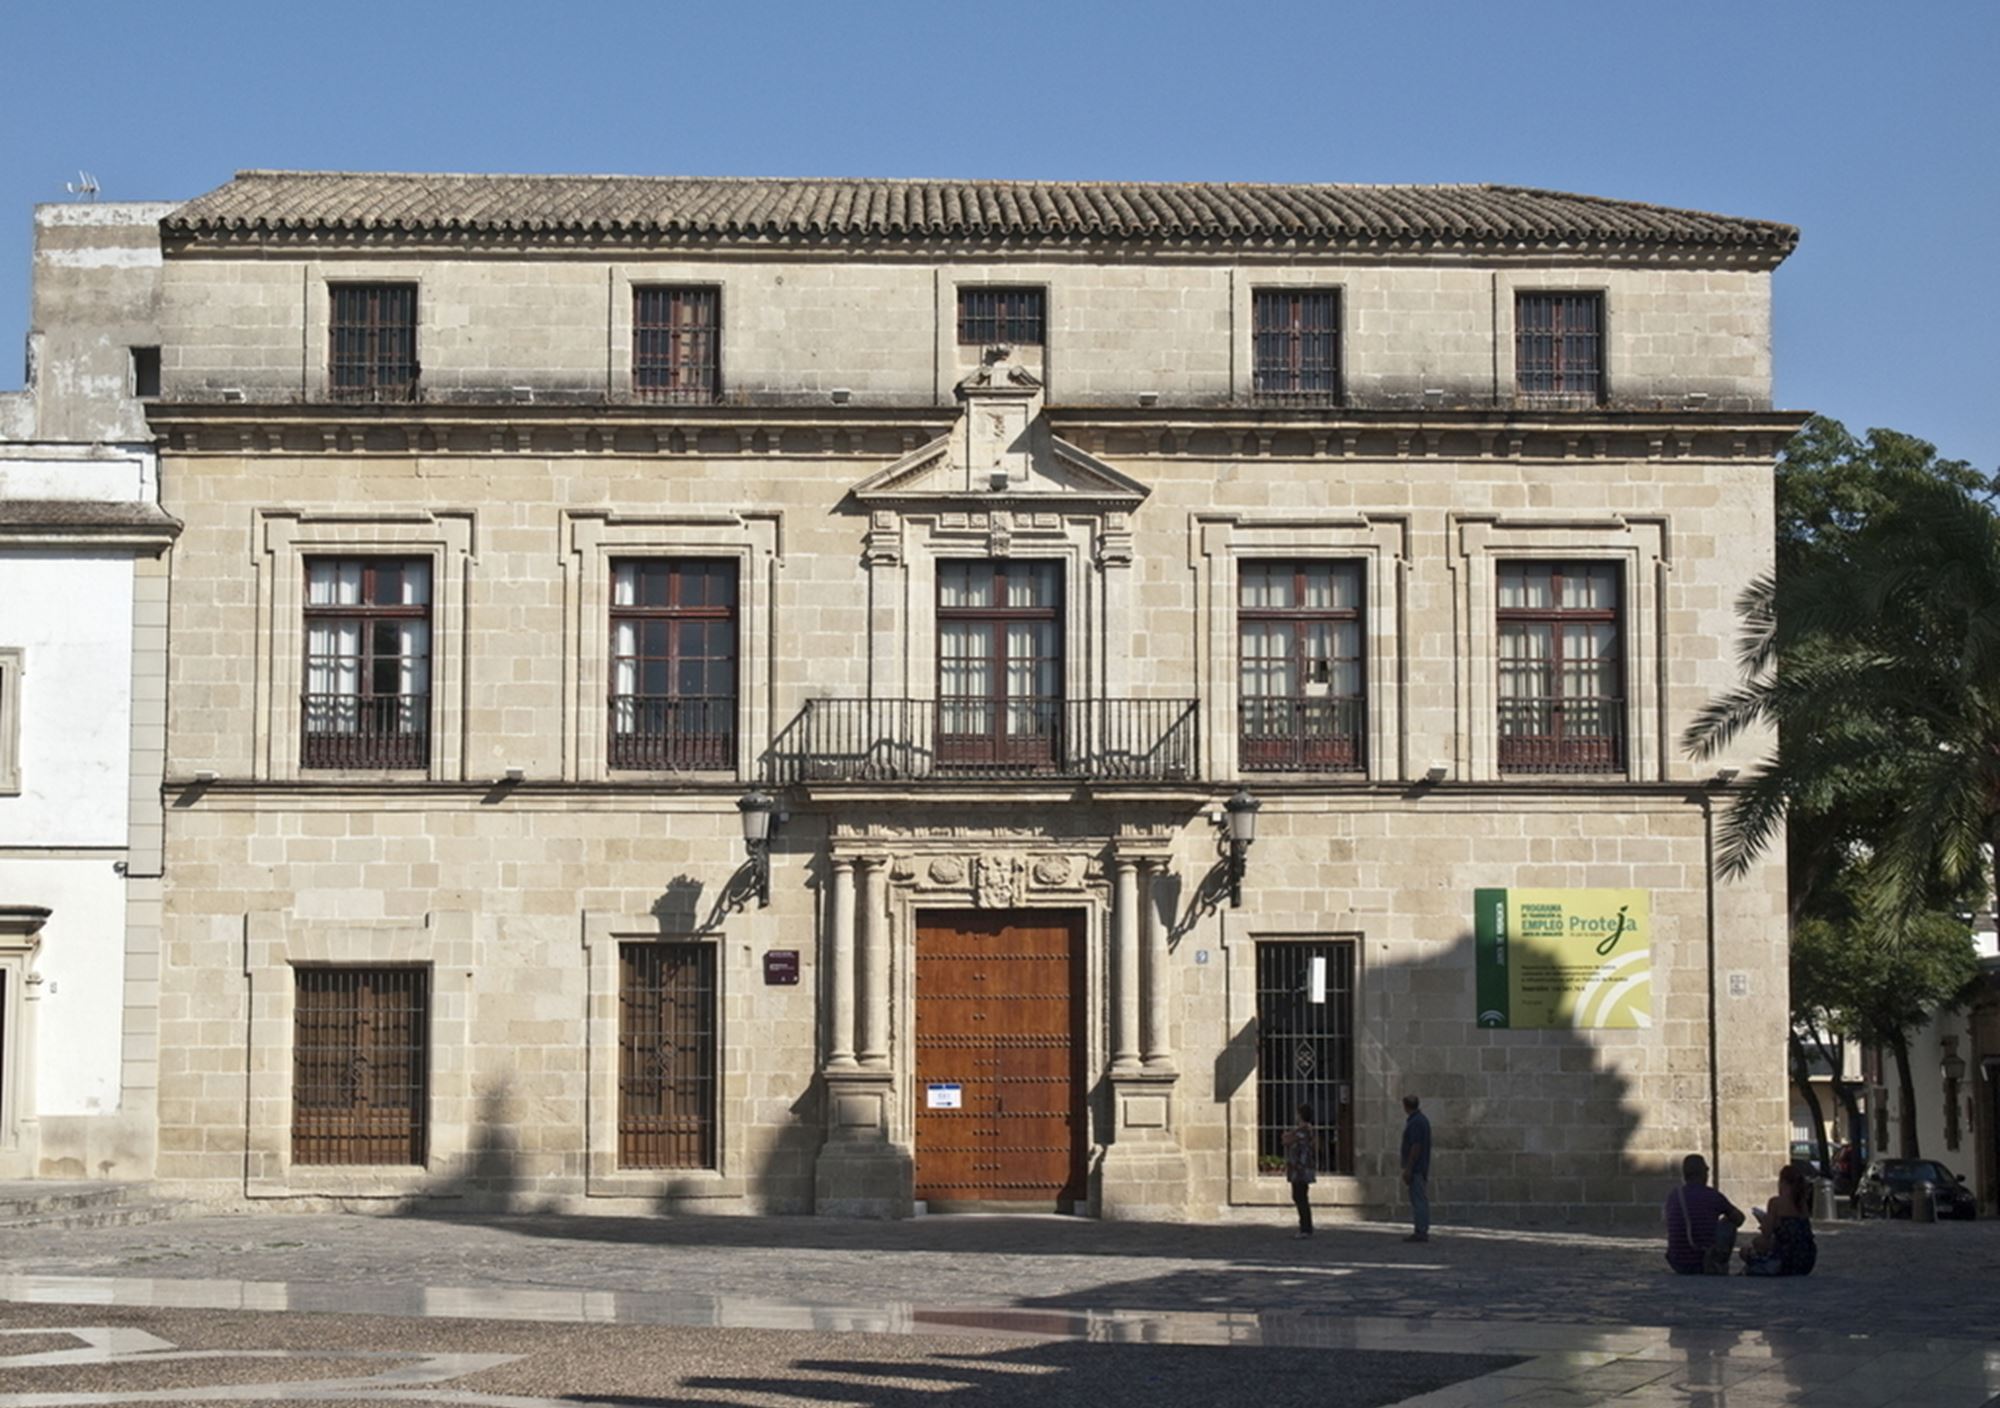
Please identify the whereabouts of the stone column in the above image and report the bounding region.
[1112,858,1141,1072]
[828,856,857,1069]
[858,856,890,1068]
[1140,858,1173,1070]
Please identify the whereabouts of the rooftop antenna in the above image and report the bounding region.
[65,171,99,202]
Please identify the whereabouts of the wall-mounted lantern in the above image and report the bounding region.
[1223,787,1260,909]
[737,790,780,908]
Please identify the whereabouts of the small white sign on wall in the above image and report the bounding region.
[1308,955,1327,1005]
[926,1083,962,1110]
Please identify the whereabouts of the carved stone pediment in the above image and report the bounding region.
[851,351,1149,509]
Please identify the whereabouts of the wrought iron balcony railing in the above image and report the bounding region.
[1497,696,1626,774]
[1239,694,1366,773]
[772,697,1199,784]
[608,694,736,771]
[301,693,430,770]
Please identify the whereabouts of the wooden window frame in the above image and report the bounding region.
[1237,562,1365,773]
[1496,560,1625,774]
[616,941,718,1170]
[301,557,432,771]
[956,286,1046,347]
[633,286,721,403]
[1251,289,1341,405]
[607,558,739,771]
[1515,291,1605,403]
[290,965,430,1167]
[328,283,418,403]
[935,559,1065,770]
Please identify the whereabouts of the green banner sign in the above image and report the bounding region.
[1474,888,1652,1029]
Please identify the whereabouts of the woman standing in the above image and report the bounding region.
[1285,1103,1317,1238]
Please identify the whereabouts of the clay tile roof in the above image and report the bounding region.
[163,171,1798,257]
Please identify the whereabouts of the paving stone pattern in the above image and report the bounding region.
[2,1211,1996,1341]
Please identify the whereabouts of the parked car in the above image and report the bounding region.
[1854,1158,1978,1220]
[1788,1141,1830,1179]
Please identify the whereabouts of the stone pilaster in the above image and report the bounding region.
[1111,858,1141,1072]
[858,856,890,1068]
[1098,852,1189,1221]
[827,857,857,1069]
[813,849,909,1217]
[1141,857,1173,1071]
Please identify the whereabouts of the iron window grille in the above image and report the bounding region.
[1497,561,1625,774]
[291,966,430,1166]
[1515,292,1604,402]
[633,287,721,402]
[1255,941,1355,1177]
[957,287,1046,346]
[1238,561,1366,772]
[328,284,418,402]
[937,560,1063,771]
[608,559,738,770]
[301,557,431,770]
[1252,289,1341,404]
[618,942,718,1170]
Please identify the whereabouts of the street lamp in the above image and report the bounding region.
[737,790,779,908]
[1223,787,1261,909]
[1942,1049,1967,1083]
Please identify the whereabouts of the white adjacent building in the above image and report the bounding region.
[0,202,178,1180]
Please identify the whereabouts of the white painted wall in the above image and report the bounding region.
[0,856,124,1114]
[0,550,134,845]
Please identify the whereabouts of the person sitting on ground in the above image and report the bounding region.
[1664,1153,1745,1275]
[1742,1163,1817,1277]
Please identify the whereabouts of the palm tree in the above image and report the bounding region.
[1687,468,2000,924]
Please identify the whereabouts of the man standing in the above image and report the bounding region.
[1663,1153,1745,1274]
[1400,1094,1432,1242]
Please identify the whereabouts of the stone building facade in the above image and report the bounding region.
[145,172,1799,1222]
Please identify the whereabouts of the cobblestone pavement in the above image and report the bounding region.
[1,1212,1996,1406]
[1,1210,1995,1339]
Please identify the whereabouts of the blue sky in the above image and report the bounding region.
[2,0,1992,468]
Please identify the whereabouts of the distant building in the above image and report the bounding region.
[103,171,1805,1221]
[0,202,178,1180]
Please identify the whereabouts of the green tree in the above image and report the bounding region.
[1794,906,1981,1158]
[1688,416,1997,1160]
[1688,418,2000,923]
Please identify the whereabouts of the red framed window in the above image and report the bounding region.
[633,288,721,402]
[1252,290,1340,403]
[1516,292,1604,401]
[1497,562,1623,773]
[609,560,737,770]
[957,287,1046,346]
[937,560,1062,770]
[1238,562,1365,772]
[329,284,418,402]
[302,558,430,770]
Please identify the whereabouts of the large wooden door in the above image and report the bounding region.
[914,910,1085,1210]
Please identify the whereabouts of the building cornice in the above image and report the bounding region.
[144,401,1808,464]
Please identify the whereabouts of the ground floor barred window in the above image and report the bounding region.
[1256,940,1355,1176]
[617,941,717,1169]
[291,966,429,1166]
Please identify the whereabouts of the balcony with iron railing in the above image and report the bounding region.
[301,693,430,769]
[608,695,736,771]
[1496,696,1625,775]
[770,697,1199,785]
[1239,694,1366,774]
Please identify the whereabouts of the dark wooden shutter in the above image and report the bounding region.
[292,967,429,1166]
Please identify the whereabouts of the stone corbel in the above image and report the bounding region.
[863,510,903,567]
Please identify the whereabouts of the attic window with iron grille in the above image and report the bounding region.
[957,287,1045,347]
